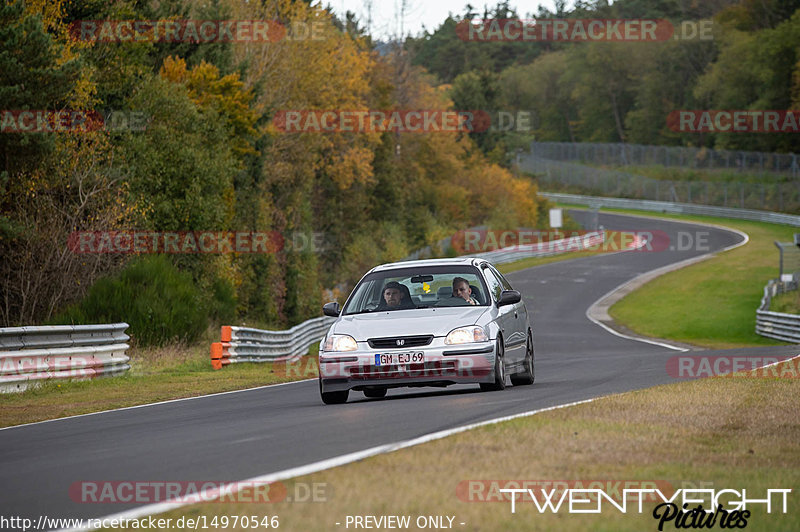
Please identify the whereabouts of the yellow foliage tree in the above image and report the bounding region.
[160,56,259,158]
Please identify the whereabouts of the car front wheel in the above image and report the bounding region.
[510,330,534,386]
[320,379,349,404]
[480,337,506,392]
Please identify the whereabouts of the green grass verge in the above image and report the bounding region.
[120,362,800,532]
[554,204,794,349]
[770,290,800,314]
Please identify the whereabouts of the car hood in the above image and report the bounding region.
[334,306,490,340]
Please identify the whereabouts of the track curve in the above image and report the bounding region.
[1,211,795,527]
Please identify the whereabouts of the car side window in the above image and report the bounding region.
[482,266,503,302]
[489,265,513,290]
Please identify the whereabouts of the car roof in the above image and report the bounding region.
[369,257,489,273]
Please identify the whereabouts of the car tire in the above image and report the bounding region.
[363,388,387,399]
[319,379,349,405]
[510,330,535,386]
[480,337,506,392]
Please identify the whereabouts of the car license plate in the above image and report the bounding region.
[374,352,424,366]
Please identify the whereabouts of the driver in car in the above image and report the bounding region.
[452,277,478,305]
[378,281,415,310]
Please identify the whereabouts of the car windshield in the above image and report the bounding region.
[342,265,489,315]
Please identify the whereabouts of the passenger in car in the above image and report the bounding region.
[378,281,415,310]
[452,277,478,305]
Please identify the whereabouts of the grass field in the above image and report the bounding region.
[770,290,800,314]
[120,359,800,532]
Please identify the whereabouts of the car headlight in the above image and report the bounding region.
[323,334,358,352]
[445,326,488,345]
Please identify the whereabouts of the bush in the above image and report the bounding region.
[52,256,207,346]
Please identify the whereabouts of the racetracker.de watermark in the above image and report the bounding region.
[457,480,676,503]
[448,229,715,254]
[70,19,288,43]
[455,19,713,42]
[666,355,800,379]
[668,110,800,133]
[68,231,325,254]
[273,110,532,133]
[0,110,147,133]
[69,480,330,504]
[264,357,488,380]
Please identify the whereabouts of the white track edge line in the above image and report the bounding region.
[755,353,800,369]
[59,396,601,531]
[56,352,800,531]
[0,378,316,432]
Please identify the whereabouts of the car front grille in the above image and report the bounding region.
[367,335,433,349]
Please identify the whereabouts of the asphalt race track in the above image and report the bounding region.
[1,211,797,528]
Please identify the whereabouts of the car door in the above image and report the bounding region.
[481,264,523,365]
[486,264,527,364]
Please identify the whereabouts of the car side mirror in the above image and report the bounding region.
[322,301,341,317]
[497,290,521,307]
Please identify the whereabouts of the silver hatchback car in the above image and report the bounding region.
[318,257,534,404]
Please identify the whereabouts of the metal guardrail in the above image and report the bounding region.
[757,279,800,343]
[538,192,800,227]
[211,316,335,369]
[0,323,131,393]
